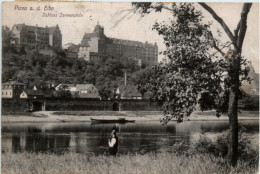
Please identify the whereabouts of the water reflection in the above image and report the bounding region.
[2,120,259,155]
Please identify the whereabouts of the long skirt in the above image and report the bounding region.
[108,147,118,156]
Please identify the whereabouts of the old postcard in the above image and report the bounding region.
[1,1,259,174]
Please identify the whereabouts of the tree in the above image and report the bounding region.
[132,2,252,166]
[199,3,252,167]
[130,66,158,97]
[2,26,15,55]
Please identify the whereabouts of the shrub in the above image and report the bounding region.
[193,131,216,155]
[171,141,190,155]
[189,127,259,164]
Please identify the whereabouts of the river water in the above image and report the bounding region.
[2,120,259,155]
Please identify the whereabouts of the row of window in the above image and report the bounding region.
[79,90,97,94]
[79,47,88,51]
[2,85,26,89]
[2,91,22,96]
[2,92,11,95]
[106,47,157,54]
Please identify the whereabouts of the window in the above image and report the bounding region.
[2,92,3,95]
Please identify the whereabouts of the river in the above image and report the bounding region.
[2,120,259,155]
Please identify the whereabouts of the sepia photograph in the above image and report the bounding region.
[1,1,259,174]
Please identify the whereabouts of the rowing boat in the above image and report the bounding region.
[90,117,135,124]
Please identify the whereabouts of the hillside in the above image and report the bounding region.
[2,48,150,99]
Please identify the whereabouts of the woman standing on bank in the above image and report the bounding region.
[108,129,118,156]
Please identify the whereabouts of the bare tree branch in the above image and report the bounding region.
[199,3,237,47]
[212,45,226,56]
[211,42,232,57]
[236,3,252,52]
[234,20,241,41]
[111,8,135,29]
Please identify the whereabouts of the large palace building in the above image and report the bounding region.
[12,24,62,50]
[78,24,158,66]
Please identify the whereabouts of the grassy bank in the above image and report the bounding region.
[1,152,258,174]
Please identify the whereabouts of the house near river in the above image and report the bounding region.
[55,83,101,99]
[2,80,27,98]
[116,85,142,99]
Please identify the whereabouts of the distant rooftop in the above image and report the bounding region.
[2,80,26,86]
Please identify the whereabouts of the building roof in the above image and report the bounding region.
[56,84,97,91]
[117,85,142,98]
[76,84,94,90]
[22,89,44,96]
[107,38,156,48]
[13,24,59,34]
[2,81,26,86]
[79,41,90,47]
[94,24,103,32]
[80,24,156,49]
[56,84,76,90]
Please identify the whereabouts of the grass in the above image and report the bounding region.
[1,152,258,174]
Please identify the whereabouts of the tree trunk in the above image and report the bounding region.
[227,56,240,166]
[199,3,252,166]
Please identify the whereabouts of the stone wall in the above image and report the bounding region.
[44,98,161,111]
[2,98,28,114]
[2,98,161,113]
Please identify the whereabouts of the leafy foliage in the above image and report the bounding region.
[173,129,258,165]
[134,3,229,123]
[133,3,251,124]
[2,43,150,99]
[194,128,258,163]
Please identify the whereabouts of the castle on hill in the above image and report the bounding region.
[11,24,62,50]
[78,23,158,66]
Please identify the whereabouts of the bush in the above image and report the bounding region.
[189,128,259,164]
[193,131,216,155]
[171,141,190,155]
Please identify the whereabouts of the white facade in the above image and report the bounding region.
[20,91,28,98]
[2,81,26,98]
[78,46,90,61]
[56,83,101,99]
[2,89,13,98]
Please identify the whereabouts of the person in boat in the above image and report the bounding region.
[108,129,118,156]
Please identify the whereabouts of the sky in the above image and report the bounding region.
[2,2,259,72]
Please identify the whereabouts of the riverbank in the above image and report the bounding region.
[1,152,257,174]
[1,110,259,123]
